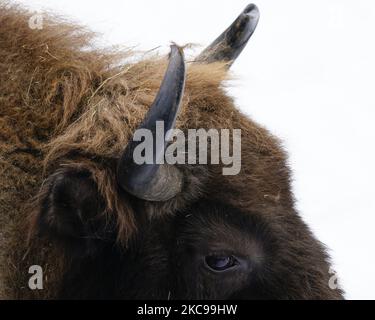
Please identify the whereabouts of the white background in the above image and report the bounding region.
[13,0,375,299]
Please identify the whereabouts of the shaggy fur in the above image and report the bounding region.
[0,2,343,299]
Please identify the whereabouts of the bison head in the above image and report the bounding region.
[9,4,342,299]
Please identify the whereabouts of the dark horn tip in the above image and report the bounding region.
[194,3,260,66]
[242,4,260,24]
[244,3,259,15]
[241,4,260,24]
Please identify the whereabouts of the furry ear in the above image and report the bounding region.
[32,168,115,254]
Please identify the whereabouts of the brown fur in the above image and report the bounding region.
[0,2,343,299]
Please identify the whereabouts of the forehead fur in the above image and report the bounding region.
[43,60,231,166]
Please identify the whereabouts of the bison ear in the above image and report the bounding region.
[33,168,112,253]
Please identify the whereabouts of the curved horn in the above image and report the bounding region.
[117,45,186,202]
[195,4,260,66]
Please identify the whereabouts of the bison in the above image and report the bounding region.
[0,2,343,299]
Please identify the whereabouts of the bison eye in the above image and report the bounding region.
[205,255,238,272]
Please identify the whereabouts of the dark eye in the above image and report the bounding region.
[205,255,238,272]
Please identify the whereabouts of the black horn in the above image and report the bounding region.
[195,4,260,66]
[117,45,186,202]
